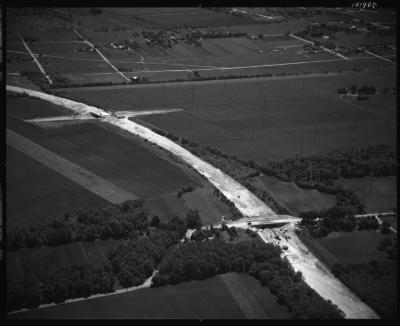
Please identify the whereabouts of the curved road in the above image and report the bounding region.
[6,85,379,319]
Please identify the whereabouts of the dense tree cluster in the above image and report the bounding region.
[190,226,222,242]
[299,206,387,237]
[250,262,343,319]
[263,145,396,183]
[107,212,204,287]
[184,209,203,230]
[357,216,380,231]
[332,260,397,319]
[152,238,343,319]
[8,200,149,250]
[7,264,115,312]
[300,206,362,237]
[109,229,180,287]
[337,85,377,95]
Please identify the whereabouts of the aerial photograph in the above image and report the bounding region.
[4,4,397,319]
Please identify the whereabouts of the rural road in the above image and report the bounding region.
[7,85,380,319]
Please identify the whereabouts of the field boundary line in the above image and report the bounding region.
[73,29,131,82]
[364,50,393,63]
[6,129,138,204]
[19,34,53,84]
[220,273,268,319]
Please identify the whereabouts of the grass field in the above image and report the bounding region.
[299,230,394,268]
[10,272,290,319]
[144,183,234,225]
[62,69,397,162]
[7,146,108,227]
[7,115,199,200]
[7,239,124,280]
[249,175,337,215]
[334,177,397,213]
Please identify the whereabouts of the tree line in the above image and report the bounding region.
[8,263,115,312]
[332,260,397,319]
[7,212,200,312]
[151,238,344,319]
[8,200,148,250]
[299,207,382,237]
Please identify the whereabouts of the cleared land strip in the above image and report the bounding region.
[6,129,138,204]
[220,273,268,319]
[19,35,53,84]
[6,85,379,318]
[73,29,130,82]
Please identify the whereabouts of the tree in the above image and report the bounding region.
[150,215,161,228]
[185,209,202,230]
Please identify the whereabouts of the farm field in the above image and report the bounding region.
[59,72,125,85]
[7,14,77,42]
[334,177,397,213]
[64,70,394,162]
[6,146,108,228]
[249,175,337,216]
[6,7,396,86]
[7,115,199,200]
[10,273,290,319]
[139,9,255,27]
[7,239,124,280]
[6,53,39,74]
[299,230,394,268]
[7,97,70,119]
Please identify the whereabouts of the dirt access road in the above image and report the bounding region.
[6,85,379,319]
